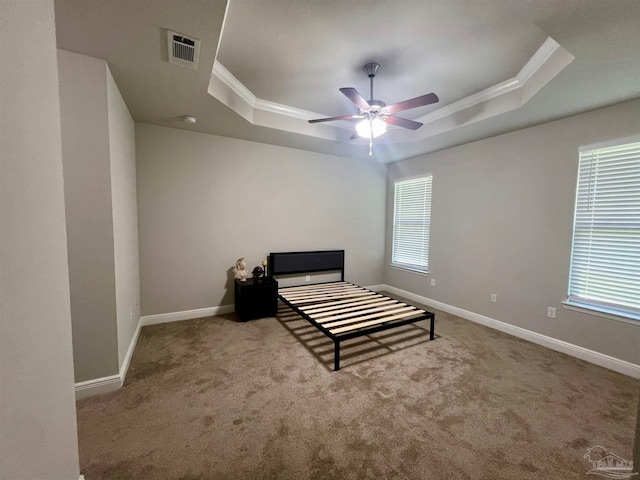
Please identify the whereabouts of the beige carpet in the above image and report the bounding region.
[77,298,639,479]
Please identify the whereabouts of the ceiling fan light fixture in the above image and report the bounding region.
[356,117,387,139]
[307,62,438,155]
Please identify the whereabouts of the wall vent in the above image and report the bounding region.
[167,30,200,69]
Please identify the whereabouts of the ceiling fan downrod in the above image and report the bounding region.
[364,63,380,156]
[364,62,380,104]
[364,62,380,102]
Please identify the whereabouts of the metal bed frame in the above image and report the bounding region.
[269,250,435,371]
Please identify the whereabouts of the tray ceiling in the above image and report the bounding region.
[54,0,640,162]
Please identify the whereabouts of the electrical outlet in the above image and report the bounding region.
[305,275,311,282]
[430,278,436,286]
[491,293,497,303]
[547,307,557,318]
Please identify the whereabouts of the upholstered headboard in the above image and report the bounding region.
[269,250,345,281]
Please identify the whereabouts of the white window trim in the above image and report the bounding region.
[579,134,640,153]
[566,137,640,324]
[561,300,640,326]
[391,174,432,275]
[389,264,430,276]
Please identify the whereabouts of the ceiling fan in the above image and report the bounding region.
[308,63,439,156]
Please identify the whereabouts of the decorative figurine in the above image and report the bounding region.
[234,257,248,282]
[252,266,264,281]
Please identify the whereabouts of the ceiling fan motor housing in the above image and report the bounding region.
[363,62,380,78]
[367,99,386,113]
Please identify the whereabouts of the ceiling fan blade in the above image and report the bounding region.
[339,87,371,111]
[308,115,359,124]
[385,93,439,114]
[385,115,423,130]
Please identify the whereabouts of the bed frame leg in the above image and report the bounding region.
[334,340,340,371]
[430,316,435,340]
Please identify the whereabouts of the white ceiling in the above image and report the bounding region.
[54,0,640,163]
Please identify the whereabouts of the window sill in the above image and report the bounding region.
[389,264,429,277]
[561,300,640,326]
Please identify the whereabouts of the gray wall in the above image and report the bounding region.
[107,68,141,368]
[0,1,80,478]
[58,50,140,383]
[386,99,640,365]
[136,124,387,316]
[58,50,119,382]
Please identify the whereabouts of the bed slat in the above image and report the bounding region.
[280,286,365,300]
[322,306,420,329]
[306,298,394,316]
[329,310,427,334]
[286,291,374,305]
[314,302,409,323]
[300,295,385,313]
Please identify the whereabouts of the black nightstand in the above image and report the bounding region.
[234,277,278,321]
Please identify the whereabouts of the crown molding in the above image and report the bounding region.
[254,98,317,121]
[518,36,561,84]
[212,61,256,106]
[208,36,574,144]
[209,62,352,138]
[415,77,521,125]
[212,62,332,122]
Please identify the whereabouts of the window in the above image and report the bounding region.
[392,176,432,273]
[567,139,640,321]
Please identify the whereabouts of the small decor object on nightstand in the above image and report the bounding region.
[234,257,248,282]
[262,259,268,277]
[252,266,264,281]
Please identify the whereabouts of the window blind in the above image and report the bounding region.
[392,176,432,272]
[568,140,640,319]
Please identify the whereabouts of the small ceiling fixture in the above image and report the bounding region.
[309,63,439,156]
[181,115,197,124]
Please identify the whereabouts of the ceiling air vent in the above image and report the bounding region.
[167,30,200,69]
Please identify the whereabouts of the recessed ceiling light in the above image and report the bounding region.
[181,115,197,124]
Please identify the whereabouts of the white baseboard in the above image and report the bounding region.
[75,305,236,399]
[383,285,640,379]
[140,305,235,326]
[75,374,121,400]
[119,316,142,385]
[76,314,142,400]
